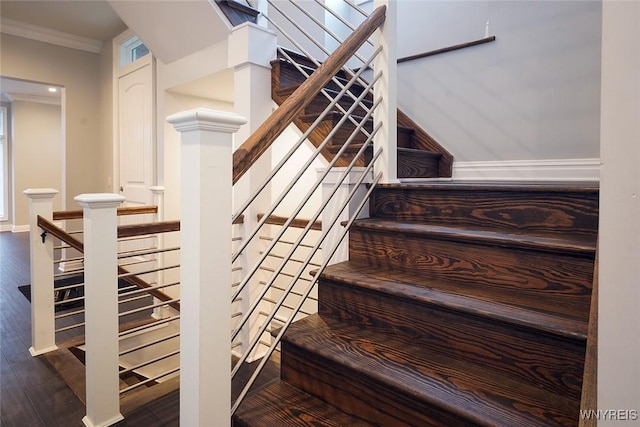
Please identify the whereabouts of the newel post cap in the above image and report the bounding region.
[74,193,125,209]
[23,188,59,199]
[166,108,247,133]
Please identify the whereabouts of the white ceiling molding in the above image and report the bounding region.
[4,93,61,106]
[1,18,103,54]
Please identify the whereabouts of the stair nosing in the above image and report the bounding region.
[320,261,588,341]
[351,219,596,256]
[375,181,599,193]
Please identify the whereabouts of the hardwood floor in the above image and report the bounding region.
[1,231,280,426]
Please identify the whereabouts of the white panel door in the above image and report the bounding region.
[118,61,154,207]
[117,61,155,267]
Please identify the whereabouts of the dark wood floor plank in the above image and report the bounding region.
[24,378,86,427]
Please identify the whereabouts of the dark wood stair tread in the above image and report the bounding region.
[282,314,579,427]
[351,218,596,256]
[320,261,588,340]
[233,380,376,427]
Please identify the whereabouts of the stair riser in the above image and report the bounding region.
[398,152,441,178]
[370,189,599,237]
[318,280,585,400]
[280,344,480,427]
[348,228,594,321]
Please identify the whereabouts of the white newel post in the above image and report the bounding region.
[373,0,398,183]
[167,109,247,427]
[24,188,59,356]
[75,193,125,427]
[320,168,373,265]
[228,21,277,362]
[149,186,169,319]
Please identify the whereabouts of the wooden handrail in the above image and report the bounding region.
[397,36,496,64]
[232,5,386,184]
[38,215,84,252]
[53,205,158,221]
[257,214,322,231]
[37,215,180,311]
[118,220,181,239]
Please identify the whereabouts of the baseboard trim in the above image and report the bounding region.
[0,223,13,232]
[11,224,30,233]
[453,158,600,181]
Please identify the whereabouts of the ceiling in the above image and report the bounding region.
[0,1,125,102]
[0,1,235,103]
[0,1,127,41]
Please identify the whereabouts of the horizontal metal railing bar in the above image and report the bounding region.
[262,297,313,316]
[232,266,243,272]
[117,235,156,243]
[258,268,313,282]
[232,236,243,242]
[119,349,180,376]
[53,256,84,264]
[117,264,180,279]
[231,282,240,288]
[117,246,179,259]
[118,299,180,318]
[260,252,321,267]
[259,236,316,249]
[118,281,180,299]
[54,282,85,292]
[53,269,84,278]
[119,332,180,357]
[262,282,317,298]
[119,315,180,338]
[119,366,180,395]
[66,230,83,235]
[231,312,242,318]
[117,294,150,306]
[232,342,242,349]
[54,295,85,306]
[55,322,84,333]
[119,258,156,268]
[54,245,72,250]
[55,308,85,319]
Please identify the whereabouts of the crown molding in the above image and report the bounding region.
[5,92,61,106]
[0,18,103,54]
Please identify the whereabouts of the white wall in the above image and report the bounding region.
[394,1,601,168]
[0,34,105,213]
[270,125,325,219]
[598,1,640,424]
[11,101,63,226]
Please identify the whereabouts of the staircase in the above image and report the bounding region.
[233,181,598,426]
[270,49,453,179]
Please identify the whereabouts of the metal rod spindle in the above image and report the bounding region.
[119,349,180,375]
[119,315,180,338]
[118,299,180,318]
[232,170,382,413]
[119,367,180,395]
